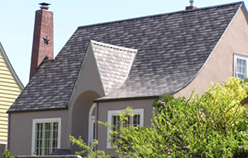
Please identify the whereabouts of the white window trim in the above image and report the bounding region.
[234,54,248,79]
[0,141,7,144]
[107,109,144,149]
[31,118,61,155]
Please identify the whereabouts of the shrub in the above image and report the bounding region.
[71,78,248,157]
[2,150,14,158]
[113,78,248,157]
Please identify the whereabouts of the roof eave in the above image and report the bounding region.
[94,95,159,103]
[7,107,68,114]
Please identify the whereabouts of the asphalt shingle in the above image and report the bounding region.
[91,40,137,95]
[9,2,243,112]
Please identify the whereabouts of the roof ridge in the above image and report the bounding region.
[90,40,138,53]
[78,1,243,30]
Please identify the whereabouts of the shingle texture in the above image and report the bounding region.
[91,40,137,95]
[9,2,243,112]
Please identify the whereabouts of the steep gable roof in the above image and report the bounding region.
[9,2,243,112]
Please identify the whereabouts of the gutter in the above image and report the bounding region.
[94,95,159,103]
[7,107,68,114]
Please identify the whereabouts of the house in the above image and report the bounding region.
[8,1,248,156]
[0,43,23,157]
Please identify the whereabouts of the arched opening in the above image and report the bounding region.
[71,91,99,152]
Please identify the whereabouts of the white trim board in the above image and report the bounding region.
[0,141,7,144]
[233,53,248,79]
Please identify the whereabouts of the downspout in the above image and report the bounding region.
[7,113,11,150]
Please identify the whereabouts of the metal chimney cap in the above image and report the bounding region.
[39,2,50,9]
[190,0,194,6]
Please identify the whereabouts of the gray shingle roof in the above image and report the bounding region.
[8,2,243,112]
[91,40,137,95]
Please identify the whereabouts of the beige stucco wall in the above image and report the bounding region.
[97,99,155,154]
[68,44,105,105]
[175,6,248,98]
[67,45,104,152]
[9,110,68,156]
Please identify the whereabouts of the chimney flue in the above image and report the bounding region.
[30,2,54,80]
[186,0,197,10]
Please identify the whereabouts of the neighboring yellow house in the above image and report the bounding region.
[0,42,23,153]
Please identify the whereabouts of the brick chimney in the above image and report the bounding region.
[30,2,53,80]
[186,0,197,10]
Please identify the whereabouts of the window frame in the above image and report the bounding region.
[234,54,248,80]
[31,118,61,155]
[107,109,144,149]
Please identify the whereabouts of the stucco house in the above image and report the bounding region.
[8,1,248,156]
[0,43,23,157]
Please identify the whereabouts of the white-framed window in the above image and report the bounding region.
[234,54,248,80]
[107,109,144,148]
[32,118,61,155]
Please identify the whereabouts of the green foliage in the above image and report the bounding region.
[70,136,110,158]
[71,77,248,157]
[112,77,248,157]
[153,94,175,109]
[2,150,14,158]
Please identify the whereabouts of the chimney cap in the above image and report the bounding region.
[39,2,50,9]
[190,0,194,6]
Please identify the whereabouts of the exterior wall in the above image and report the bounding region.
[68,45,104,152]
[70,91,99,153]
[96,99,155,154]
[9,110,68,156]
[0,144,6,158]
[0,48,22,144]
[175,7,248,98]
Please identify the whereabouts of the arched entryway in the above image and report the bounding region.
[71,91,99,152]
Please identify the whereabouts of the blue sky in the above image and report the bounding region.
[1,0,247,86]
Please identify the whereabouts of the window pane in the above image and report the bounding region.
[44,123,51,155]
[36,123,43,155]
[133,114,140,127]
[112,116,120,144]
[123,116,130,127]
[52,122,58,152]
[236,58,247,80]
[35,121,59,155]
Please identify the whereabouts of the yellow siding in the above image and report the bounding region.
[0,50,22,142]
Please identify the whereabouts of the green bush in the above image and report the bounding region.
[70,136,110,158]
[2,150,14,158]
[71,77,248,157]
[113,78,248,157]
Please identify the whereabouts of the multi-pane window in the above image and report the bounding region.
[107,109,144,148]
[234,55,248,80]
[32,118,61,155]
